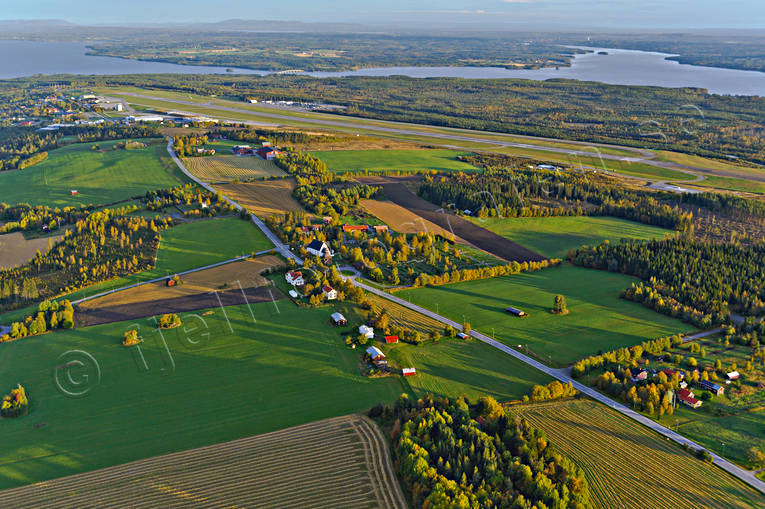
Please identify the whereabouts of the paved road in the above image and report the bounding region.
[347,275,765,495]
[71,249,274,305]
[166,138,302,265]
[123,92,725,185]
[166,141,765,494]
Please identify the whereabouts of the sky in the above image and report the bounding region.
[0,0,763,29]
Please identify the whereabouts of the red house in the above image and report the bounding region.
[256,146,282,160]
[343,224,368,233]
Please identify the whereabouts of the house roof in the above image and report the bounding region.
[677,388,693,398]
[331,312,346,322]
[384,335,399,344]
[366,346,385,358]
[322,285,335,293]
[306,239,327,251]
[727,371,740,378]
[287,270,302,278]
[630,367,647,376]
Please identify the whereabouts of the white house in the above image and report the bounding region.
[306,240,331,258]
[359,325,374,339]
[322,285,338,301]
[285,270,305,286]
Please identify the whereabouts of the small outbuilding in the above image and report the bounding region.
[457,332,469,340]
[402,368,416,377]
[366,346,385,361]
[331,312,347,326]
[726,371,740,381]
[505,306,527,317]
[384,335,399,344]
[289,289,299,298]
[700,380,724,396]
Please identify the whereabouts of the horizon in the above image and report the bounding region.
[0,0,763,30]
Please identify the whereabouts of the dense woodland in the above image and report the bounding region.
[378,394,591,508]
[41,73,765,164]
[569,237,765,325]
[0,211,169,311]
[418,167,693,232]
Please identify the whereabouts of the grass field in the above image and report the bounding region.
[183,154,285,182]
[514,399,762,509]
[0,302,406,490]
[310,149,480,173]
[473,216,672,258]
[691,175,765,194]
[0,232,63,269]
[395,264,696,366]
[0,414,406,508]
[218,179,309,218]
[385,338,552,401]
[0,139,188,207]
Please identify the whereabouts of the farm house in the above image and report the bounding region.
[331,312,347,326]
[305,240,331,257]
[359,325,374,339]
[285,270,304,286]
[677,388,702,409]
[366,346,385,361]
[322,285,338,300]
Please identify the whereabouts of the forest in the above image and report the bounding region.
[568,237,765,324]
[376,394,591,508]
[40,73,765,164]
[417,167,694,232]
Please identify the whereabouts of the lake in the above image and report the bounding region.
[1,40,764,97]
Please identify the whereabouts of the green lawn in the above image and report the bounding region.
[0,302,408,489]
[691,175,765,195]
[384,338,551,401]
[395,264,696,366]
[0,139,189,207]
[310,149,479,173]
[474,216,672,259]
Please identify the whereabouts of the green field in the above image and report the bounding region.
[691,175,765,194]
[514,399,762,509]
[396,264,696,366]
[0,302,405,489]
[384,338,551,401]
[309,149,479,173]
[0,139,189,207]
[473,216,672,258]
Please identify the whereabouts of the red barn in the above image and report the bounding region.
[384,335,399,344]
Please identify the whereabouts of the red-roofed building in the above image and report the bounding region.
[677,388,702,409]
[343,224,368,233]
[256,146,282,160]
[384,335,399,344]
[322,285,337,300]
[402,367,416,376]
[286,270,304,286]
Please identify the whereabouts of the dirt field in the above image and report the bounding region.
[76,256,284,327]
[0,232,63,269]
[360,199,461,240]
[219,179,309,218]
[183,155,285,182]
[367,178,546,263]
[0,414,407,509]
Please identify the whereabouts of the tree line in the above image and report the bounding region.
[374,393,592,508]
[0,299,75,342]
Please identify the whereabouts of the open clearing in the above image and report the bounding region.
[311,149,480,173]
[0,232,63,269]
[514,399,762,509]
[360,198,462,239]
[395,264,696,366]
[76,255,285,327]
[0,302,407,489]
[0,414,406,509]
[182,154,285,182]
[219,179,308,218]
[474,216,672,259]
[0,139,188,207]
[374,179,546,263]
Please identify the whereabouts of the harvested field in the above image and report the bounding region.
[513,399,762,509]
[360,199,460,240]
[0,414,407,509]
[183,155,285,182]
[0,232,62,269]
[75,285,283,327]
[373,179,546,263]
[366,293,444,336]
[219,179,309,219]
[79,256,283,311]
